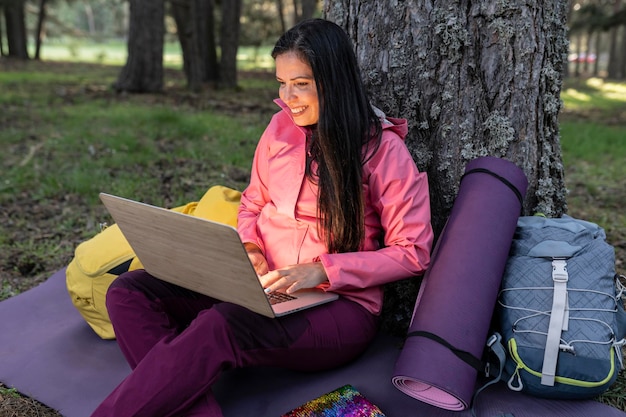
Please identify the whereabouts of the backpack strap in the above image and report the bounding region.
[541,258,570,386]
[470,333,511,417]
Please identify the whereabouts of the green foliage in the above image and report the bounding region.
[0,386,20,399]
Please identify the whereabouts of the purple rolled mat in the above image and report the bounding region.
[392,156,528,410]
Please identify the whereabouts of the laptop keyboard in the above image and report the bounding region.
[267,291,297,305]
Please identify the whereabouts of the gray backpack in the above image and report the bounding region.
[496,215,626,399]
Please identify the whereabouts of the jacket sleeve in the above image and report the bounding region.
[319,132,433,291]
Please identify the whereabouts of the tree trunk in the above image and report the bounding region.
[219,0,242,88]
[574,32,582,77]
[114,0,164,93]
[593,30,601,77]
[202,0,218,83]
[325,0,568,236]
[0,7,5,56]
[292,0,300,23]
[325,0,568,336]
[620,25,626,79]
[301,0,318,20]
[83,0,96,35]
[34,0,47,60]
[276,0,286,33]
[171,0,203,91]
[607,0,622,79]
[583,30,592,74]
[3,0,29,59]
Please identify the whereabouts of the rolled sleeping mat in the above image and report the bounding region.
[391,156,528,410]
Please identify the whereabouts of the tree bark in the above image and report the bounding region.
[621,21,626,79]
[326,0,568,334]
[171,0,202,91]
[0,11,4,56]
[114,0,164,93]
[3,0,29,59]
[607,0,623,79]
[325,0,568,236]
[219,0,242,88]
[292,0,300,23]
[276,0,286,33]
[202,0,218,83]
[172,0,217,90]
[34,0,47,60]
[301,0,318,20]
[573,32,582,77]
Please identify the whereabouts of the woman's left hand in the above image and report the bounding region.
[259,262,328,294]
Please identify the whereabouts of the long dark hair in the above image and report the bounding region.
[272,18,382,254]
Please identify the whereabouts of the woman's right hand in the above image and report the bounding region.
[244,243,269,276]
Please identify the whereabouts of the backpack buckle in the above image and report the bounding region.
[552,259,568,283]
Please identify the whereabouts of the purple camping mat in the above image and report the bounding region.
[392,156,529,410]
[1,268,625,417]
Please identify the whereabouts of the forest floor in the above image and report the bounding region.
[1,59,625,416]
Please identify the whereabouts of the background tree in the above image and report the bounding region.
[573,3,606,76]
[607,0,626,79]
[113,0,164,93]
[325,0,569,333]
[241,0,284,66]
[300,0,318,21]
[291,0,318,22]
[1,0,29,59]
[33,0,48,60]
[276,0,286,33]
[219,0,242,88]
[171,0,217,91]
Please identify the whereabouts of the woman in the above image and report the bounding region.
[91,18,433,417]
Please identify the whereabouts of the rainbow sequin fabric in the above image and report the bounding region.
[281,384,386,417]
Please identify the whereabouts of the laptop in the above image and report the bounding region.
[99,193,338,318]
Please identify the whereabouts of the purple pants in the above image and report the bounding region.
[90,270,379,417]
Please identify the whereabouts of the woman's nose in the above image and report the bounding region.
[282,85,296,101]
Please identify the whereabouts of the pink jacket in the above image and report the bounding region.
[238,100,433,315]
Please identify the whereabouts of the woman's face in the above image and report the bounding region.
[275,51,319,127]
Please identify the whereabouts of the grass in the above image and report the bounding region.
[0,59,278,299]
[559,77,626,273]
[0,59,625,414]
[34,39,276,70]
[0,62,272,207]
[559,77,626,409]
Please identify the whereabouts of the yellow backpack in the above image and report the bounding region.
[66,185,241,339]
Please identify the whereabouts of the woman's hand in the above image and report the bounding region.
[259,262,328,294]
[244,243,269,276]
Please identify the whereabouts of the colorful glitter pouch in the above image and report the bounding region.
[280,384,386,417]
